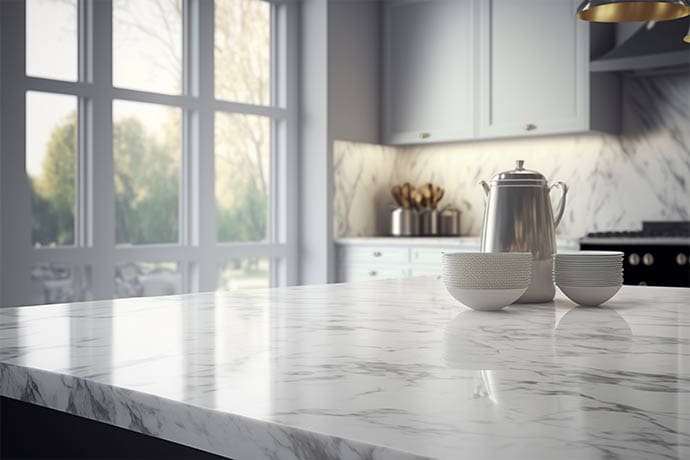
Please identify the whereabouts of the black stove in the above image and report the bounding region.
[586,221,690,239]
[580,221,690,288]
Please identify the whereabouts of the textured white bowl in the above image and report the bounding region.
[441,252,532,290]
[441,252,532,289]
[443,286,528,311]
[558,284,622,306]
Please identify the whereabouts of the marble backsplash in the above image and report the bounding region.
[333,73,690,238]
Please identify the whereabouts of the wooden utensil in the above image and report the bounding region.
[432,186,444,209]
[391,185,403,207]
[411,188,423,210]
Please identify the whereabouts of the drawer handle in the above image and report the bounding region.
[419,132,431,139]
[372,251,382,258]
[368,270,377,277]
[524,123,537,131]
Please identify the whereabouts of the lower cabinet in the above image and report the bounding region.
[336,243,480,283]
[336,240,580,282]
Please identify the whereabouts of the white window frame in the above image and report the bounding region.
[0,0,299,306]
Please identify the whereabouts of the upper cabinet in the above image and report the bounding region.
[382,0,478,145]
[478,0,589,138]
[380,0,619,145]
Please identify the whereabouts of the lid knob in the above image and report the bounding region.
[516,160,525,170]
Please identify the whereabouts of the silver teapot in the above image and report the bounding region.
[480,160,567,303]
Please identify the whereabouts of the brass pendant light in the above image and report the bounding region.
[576,0,690,22]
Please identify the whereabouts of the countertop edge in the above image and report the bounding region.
[0,362,426,460]
[334,237,582,248]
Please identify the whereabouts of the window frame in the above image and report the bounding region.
[0,0,298,306]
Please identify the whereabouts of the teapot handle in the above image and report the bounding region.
[550,181,568,228]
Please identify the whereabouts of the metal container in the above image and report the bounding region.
[439,208,461,236]
[479,160,568,303]
[420,209,439,235]
[391,208,419,236]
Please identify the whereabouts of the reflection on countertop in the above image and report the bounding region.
[1,277,689,460]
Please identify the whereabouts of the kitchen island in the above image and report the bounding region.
[1,277,688,459]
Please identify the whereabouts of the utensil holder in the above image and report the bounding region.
[391,208,419,236]
[439,208,461,236]
[420,209,439,236]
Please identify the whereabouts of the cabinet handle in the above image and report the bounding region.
[419,132,431,139]
[372,251,382,258]
[368,270,377,277]
[524,123,537,131]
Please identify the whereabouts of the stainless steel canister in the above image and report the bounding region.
[420,209,439,235]
[439,208,461,236]
[390,208,419,236]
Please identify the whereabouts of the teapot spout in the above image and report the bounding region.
[479,180,490,197]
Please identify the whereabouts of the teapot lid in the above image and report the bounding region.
[492,160,546,184]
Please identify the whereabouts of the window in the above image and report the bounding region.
[113,101,181,245]
[1,0,296,306]
[26,91,78,247]
[25,0,78,81]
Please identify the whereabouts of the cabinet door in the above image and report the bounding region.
[479,0,589,138]
[382,0,477,145]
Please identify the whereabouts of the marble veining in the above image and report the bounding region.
[1,278,689,459]
[333,73,690,238]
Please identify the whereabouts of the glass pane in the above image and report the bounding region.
[115,262,181,298]
[217,258,270,291]
[31,263,92,305]
[215,0,271,104]
[26,92,77,247]
[113,0,182,94]
[26,0,78,81]
[215,113,270,243]
[113,100,180,245]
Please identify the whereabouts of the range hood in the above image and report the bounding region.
[590,17,690,72]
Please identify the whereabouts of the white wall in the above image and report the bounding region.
[300,0,381,284]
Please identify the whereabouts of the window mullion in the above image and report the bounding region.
[192,0,217,293]
[88,0,115,301]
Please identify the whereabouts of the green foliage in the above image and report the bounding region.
[217,177,267,243]
[30,114,76,246]
[30,113,267,247]
[113,118,179,245]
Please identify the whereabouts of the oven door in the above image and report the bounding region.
[579,244,690,288]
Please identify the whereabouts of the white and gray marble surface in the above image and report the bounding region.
[333,74,690,238]
[1,278,689,459]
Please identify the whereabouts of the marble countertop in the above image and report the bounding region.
[336,236,581,248]
[1,278,689,459]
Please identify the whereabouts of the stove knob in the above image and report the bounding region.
[639,281,647,286]
[628,253,640,266]
[643,253,654,266]
[677,253,688,266]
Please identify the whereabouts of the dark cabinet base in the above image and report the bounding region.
[0,397,230,459]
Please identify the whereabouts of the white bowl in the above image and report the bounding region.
[441,252,532,290]
[558,284,622,306]
[556,251,624,257]
[443,286,528,311]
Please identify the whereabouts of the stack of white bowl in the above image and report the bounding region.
[554,251,624,306]
[441,252,532,311]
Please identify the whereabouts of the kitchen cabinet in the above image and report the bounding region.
[382,0,478,145]
[336,238,580,283]
[478,0,589,138]
[379,0,618,145]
